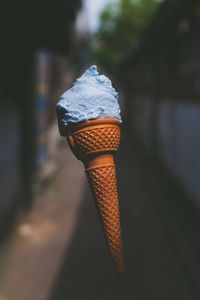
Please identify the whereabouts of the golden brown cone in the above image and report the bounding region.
[66,118,124,273]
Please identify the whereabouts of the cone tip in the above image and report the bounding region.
[116,261,125,274]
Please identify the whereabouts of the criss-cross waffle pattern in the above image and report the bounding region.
[72,126,120,155]
[86,165,124,272]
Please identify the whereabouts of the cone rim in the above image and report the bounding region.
[67,118,121,132]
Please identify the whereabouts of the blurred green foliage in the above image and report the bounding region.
[94,0,160,75]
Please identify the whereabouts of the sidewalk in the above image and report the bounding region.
[50,127,197,300]
[0,141,85,300]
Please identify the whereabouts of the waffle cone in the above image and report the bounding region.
[66,118,124,273]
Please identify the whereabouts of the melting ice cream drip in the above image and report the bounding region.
[56,65,121,136]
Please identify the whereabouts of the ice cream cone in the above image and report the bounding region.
[66,118,124,273]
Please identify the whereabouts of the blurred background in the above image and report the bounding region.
[1,0,200,299]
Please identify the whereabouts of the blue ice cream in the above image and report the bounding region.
[56,65,121,136]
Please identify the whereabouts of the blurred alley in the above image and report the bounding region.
[0,125,199,300]
[1,0,200,299]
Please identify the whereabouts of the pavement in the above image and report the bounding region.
[0,140,85,300]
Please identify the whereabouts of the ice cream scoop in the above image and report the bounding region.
[56,65,121,135]
[56,65,124,273]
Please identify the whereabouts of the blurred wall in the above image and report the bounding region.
[129,98,200,202]
[0,0,81,233]
[122,0,200,205]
